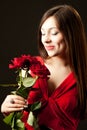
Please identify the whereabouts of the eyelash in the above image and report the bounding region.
[51,32,58,35]
[41,32,58,36]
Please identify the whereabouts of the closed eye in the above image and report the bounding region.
[51,32,59,35]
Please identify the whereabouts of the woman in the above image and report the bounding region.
[1,4,87,130]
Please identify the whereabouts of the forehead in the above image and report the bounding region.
[41,16,58,30]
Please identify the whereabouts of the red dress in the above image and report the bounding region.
[22,57,80,130]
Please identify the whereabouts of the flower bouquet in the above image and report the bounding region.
[3,55,50,130]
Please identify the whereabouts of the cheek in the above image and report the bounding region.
[58,34,64,43]
[54,37,64,46]
[60,41,67,56]
[59,39,66,49]
[56,36,66,51]
[53,33,64,44]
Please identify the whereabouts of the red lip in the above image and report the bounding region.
[45,46,54,50]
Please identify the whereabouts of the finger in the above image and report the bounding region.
[12,98,27,105]
[6,95,26,102]
[1,102,24,113]
[6,95,27,105]
[2,106,24,113]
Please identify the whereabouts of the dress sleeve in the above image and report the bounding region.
[38,85,80,130]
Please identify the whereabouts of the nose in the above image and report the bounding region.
[44,34,51,43]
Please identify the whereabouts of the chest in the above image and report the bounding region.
[45,62,72,96]
[47,70,68,96]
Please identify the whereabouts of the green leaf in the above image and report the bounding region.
[16,75,23,85]
[31,101,41,111]
[27,111,35,126]
[16,112,23,119]
[11,113,16,129]
[27,111,40,130]
[16,85,29,99]
[3,112,14,125]
[23,76,38,87]
[16,119,25,129]
[3,110,25,130]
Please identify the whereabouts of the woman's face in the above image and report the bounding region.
[41,16,66,58]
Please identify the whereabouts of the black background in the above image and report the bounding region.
[0,0,87,129]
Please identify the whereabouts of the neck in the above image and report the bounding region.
[45,56,69,67]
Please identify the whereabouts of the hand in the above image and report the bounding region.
[1,95,27,114]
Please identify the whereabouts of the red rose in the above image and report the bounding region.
[30,62,50,78]
[9,55,35,69]
[9,55,50,78]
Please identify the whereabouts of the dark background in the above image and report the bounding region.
[0,0,87,129]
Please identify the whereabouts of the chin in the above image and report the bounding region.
[47,53,60,57]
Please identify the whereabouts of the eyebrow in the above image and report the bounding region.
[41,27,58,31]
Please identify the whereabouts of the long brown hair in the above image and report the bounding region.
[37,4,87,117]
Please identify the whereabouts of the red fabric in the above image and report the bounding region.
[22,57,80,130]
[38,72,80,130]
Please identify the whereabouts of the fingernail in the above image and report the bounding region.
[24,105,28,108]
[20,107,24,110]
